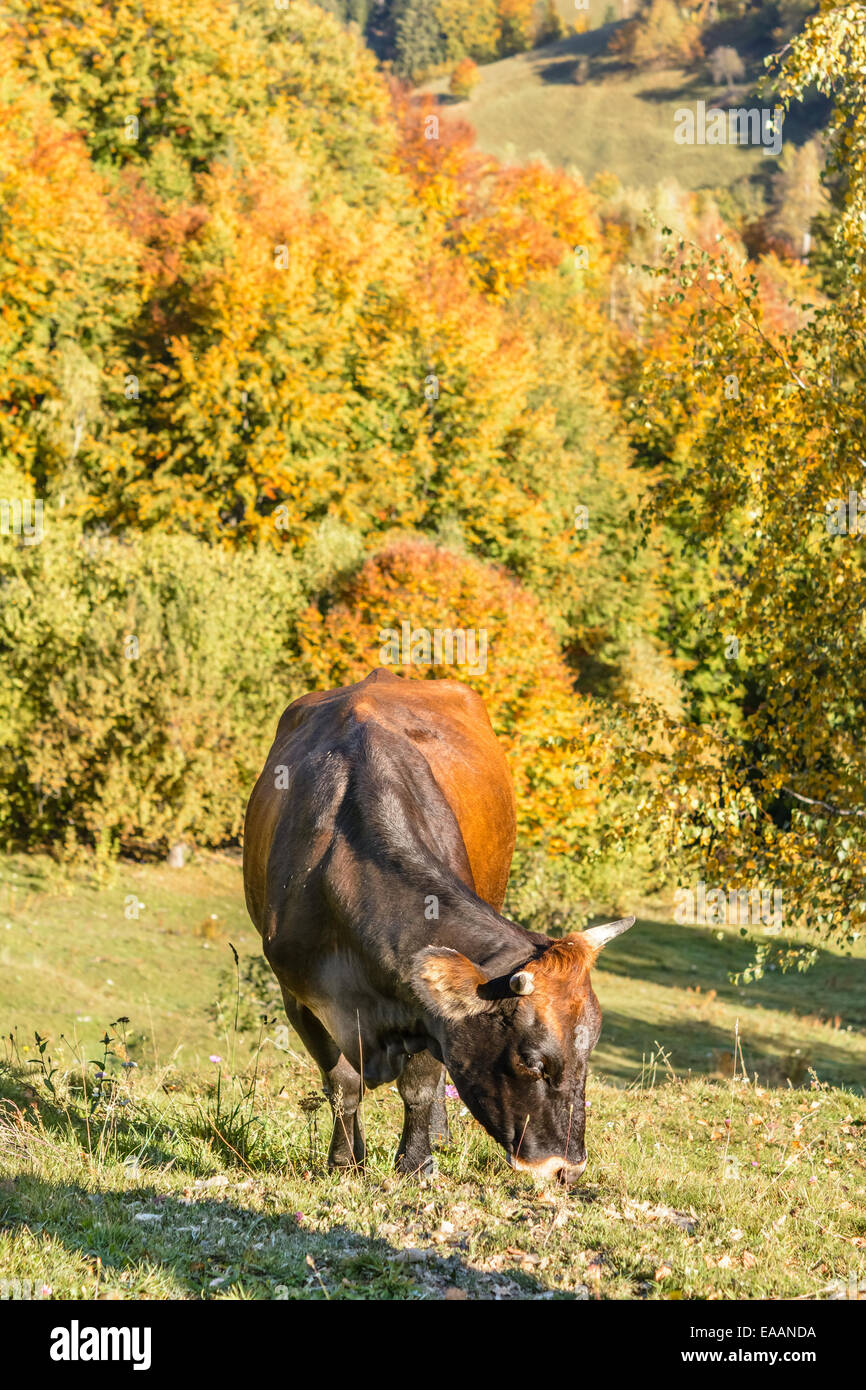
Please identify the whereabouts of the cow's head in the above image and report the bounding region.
[412,917,635,1185]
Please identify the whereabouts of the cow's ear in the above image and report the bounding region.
[411,947,491,1021]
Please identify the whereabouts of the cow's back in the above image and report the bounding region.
[243,669,516,932]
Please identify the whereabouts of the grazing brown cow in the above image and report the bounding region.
[243,668,633,1183]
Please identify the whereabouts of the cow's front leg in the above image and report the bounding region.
[396,1051,445,1177]
[430,1066,450,1148]
[322,1055,366,1170]
[281,992,365,1169]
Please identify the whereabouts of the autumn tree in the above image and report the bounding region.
[495,0,538,55]
[297,540,612,851]
[767,139,829,259]
[435,0,499,64]
[610,0,705,67]
[708,44,745,90]
[0,58,139,495]
[392,93,606,300]
[616,1,866,967]
[533,0,566,45]
[392,0,446,78]
[450,58,480,98]
[3,0,396,209]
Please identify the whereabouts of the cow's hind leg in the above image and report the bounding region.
[396,1051,445,1177]
[281,993,365,1169]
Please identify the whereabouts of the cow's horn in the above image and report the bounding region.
[582,916,636,950]
[510,970,535,996]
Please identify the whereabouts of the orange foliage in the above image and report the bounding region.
[754,252,820,337]
[392,91,606,300]
[450,58,480,99]
[94,152,569,547]
[297,540,611,851]
[495,0,537,54]
[0,70,139,481]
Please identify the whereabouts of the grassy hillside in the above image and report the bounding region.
[421,25,824,193]
[1,852,863,1090]
[1,852,863,1300]
[0,853,250,1073]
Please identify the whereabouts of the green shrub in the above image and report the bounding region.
[505,840,659,935]
[0,520,342,855]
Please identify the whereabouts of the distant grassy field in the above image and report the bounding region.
[0,851,864,1299]
[0,852,249,1072]
[420,25,823,193]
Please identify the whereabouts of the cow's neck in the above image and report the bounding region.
[308,830,536,1084]
[406,867,536,977]
[332,828,538,981]
[350,727,535,971]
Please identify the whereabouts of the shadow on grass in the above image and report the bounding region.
[0,1176,568,1301]
[632,77,727,103]
[630,82,831,150]
[590,916,866,1090]
[594,917,866,1019]
[534,55,585,84]
[593,1005,864,1091]
[507,24,625,83]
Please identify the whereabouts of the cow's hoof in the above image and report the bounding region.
[327,1154,365,1173]
[396,1152,437,1179]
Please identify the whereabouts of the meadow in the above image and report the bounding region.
[418,24,824,191]
[1,852,863,1301]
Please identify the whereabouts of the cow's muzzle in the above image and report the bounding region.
[506,1153,587,1186]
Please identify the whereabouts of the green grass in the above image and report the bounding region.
[1,1059,863,1300]
[0,850,864,1300]
[0,851,252,1070]
[592,913,866,1091]
[1,851,863,1091]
